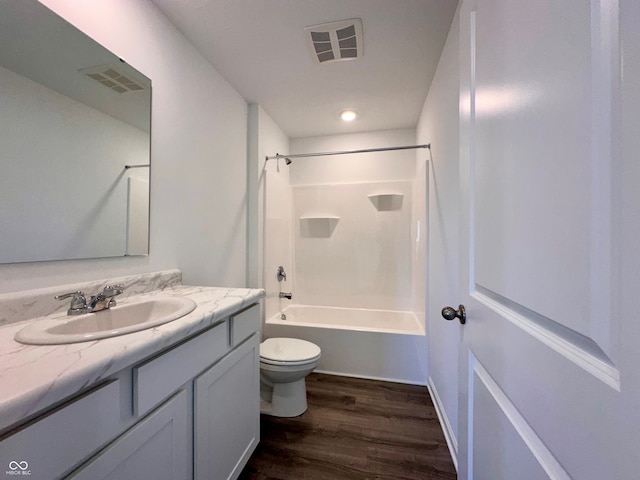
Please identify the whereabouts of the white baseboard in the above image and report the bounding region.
[427,376,458,472]
[314,369,427,386]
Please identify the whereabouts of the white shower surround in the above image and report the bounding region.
[292,180,414,311]
[263,129,428,385]
[264,305,428,385]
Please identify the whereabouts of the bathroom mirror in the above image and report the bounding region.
[0,0,151,264]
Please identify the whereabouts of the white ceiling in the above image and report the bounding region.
[149,0,458,139]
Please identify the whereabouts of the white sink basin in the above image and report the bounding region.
[14,296,197,345]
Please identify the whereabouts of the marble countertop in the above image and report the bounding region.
[0,283,264,434]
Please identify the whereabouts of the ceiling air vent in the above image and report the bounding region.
[80,64,148,94]
[304,19,363,64]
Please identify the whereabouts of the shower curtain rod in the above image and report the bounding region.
[124,164,150,169]
[265,143,430,161]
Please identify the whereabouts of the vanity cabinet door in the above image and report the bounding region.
[0,380,121,480]
[194,334,260,480]
[68,389,190,480]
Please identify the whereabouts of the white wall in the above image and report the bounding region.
[0,0,248,293]
[0,66,148,263]
[247,105,291,319]
[417,4,461,466]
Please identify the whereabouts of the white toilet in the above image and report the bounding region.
[259,337,321,417]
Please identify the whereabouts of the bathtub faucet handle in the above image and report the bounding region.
[277,266,287,282]
[279,292,292,300]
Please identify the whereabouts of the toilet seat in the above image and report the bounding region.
[260,338,321,366]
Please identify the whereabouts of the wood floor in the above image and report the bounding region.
[239,373,457,480]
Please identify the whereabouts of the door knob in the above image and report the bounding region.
[441,304,466,324]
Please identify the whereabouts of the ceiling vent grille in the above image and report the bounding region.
[304,19,363,64]
[80,64,148,94]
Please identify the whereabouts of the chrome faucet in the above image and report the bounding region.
[279,292,292,300]
[87,284,125,313]
[55,291,88,316]
[55,284,125,315]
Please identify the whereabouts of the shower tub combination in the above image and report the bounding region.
[264,304,428,385]
[263,143,431,386]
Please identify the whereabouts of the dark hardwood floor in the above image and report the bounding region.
[239,373,457,480]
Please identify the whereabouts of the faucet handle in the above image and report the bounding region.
[55,290,84,300]
[103,284,125,296]
[54,291,87,316]
[102,284,125,309]
[276,266,287,282]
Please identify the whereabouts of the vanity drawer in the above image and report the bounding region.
[0,380,121,479]
[229,304,260,347]
[134,321,229,415]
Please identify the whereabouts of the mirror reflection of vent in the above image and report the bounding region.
[305,19,363,64]
[80,65,148,94]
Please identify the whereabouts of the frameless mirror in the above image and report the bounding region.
[0,0,151,264]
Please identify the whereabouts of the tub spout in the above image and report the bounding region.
[279,292,292,300]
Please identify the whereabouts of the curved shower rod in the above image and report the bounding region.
[265,143,430,162]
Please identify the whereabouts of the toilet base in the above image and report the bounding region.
[260,377,308,417]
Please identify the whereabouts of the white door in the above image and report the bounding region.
[454,1,640,479]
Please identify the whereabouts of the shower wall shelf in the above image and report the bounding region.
[299,217,340,238]
[368,194,404,211]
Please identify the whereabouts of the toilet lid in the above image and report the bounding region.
[260,337,321,363]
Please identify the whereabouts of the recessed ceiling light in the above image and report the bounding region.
[341,110,357,122]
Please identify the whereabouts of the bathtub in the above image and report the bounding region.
[263,305,428,385]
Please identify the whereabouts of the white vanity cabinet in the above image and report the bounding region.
[194,333,260,480]
[68,389,190,480]
[0,302,261,480]
[0,380,123,480]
